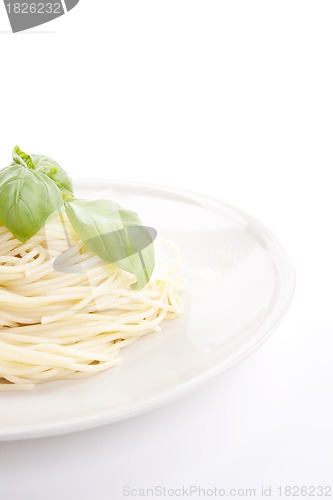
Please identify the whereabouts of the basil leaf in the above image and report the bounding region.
[0,165,63,242]
[65,199,155,289]
[12,145,36,170]
[31,154,74,195]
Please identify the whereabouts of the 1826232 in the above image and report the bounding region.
[278,486,332,497]
[5,2,61,14]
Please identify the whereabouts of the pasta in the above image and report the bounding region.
[0,216,185,391]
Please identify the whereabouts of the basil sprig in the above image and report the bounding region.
[0,149,63,242]
[0,146,155,288]
[10,146,74,196]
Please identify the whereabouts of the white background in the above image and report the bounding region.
[0,1,333,499]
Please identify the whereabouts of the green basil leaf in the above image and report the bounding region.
[31,154,74,195]
[0,165,63,242]
[12,145,36,170]
[65,199,155,289]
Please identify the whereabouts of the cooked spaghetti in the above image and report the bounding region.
[0,216,185,391]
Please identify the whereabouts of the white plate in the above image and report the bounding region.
[0,181,295,441]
